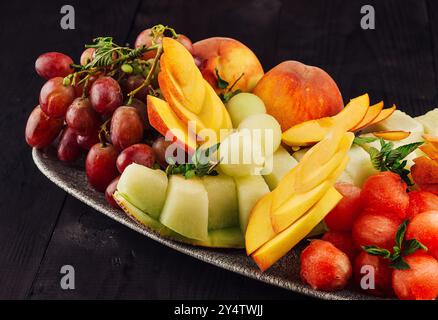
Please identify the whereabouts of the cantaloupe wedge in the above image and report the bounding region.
[282,94,369,147]
[372,130,411,141]
[270,180,332,233]
[252,187,342,271]
[350,101,384,131]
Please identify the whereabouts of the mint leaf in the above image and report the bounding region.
[353,136,378,145]
[361,220,428,270]
[394,142,424,159]
[390,257,411,270]
[403,239,428,256]
[367,147,385,170]
[363,245,392,259]
[395,220,408,248]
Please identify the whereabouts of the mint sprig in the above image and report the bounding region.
[354,137,423,186]
[165,143,220,179]
[363,220,428,270]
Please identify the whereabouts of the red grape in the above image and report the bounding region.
[110,106,143,151]
[76,129,100,150]
[39,77,75,118]
[116,144,156,173]
[57,127,82,162]
[152,136,174,168]
[25,105,64,148]
[66,97,100,136]
[35,52,73,79]
[80,48,95,66]
[120,75,148,101]
[89,76,123,114]
[105,176,120,208]
[135,29,193,60]
[129,98,151,130]
[85,143,119,191]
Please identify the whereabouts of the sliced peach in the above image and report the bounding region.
[372,130,411,141]
[271,180,332,233]
[419,143,438,160]
[350,101,384,131]
[294,132,354,193]
[282,94,369,147]
[147,95,197,153]
[252,187,342,271]
[245,193,276,255]
[412,156,438,189]
[366,105,397,127]
[272,127,354,210]
[423,134,438,150]
[159,38,205,114]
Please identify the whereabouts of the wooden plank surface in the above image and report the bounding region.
[0,0,437,299]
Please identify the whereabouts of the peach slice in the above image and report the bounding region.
[350,101,384,131]
[245,193,276,255]
[147,95,197,153]
[270,180,332,233]
[282,94,369,147]
[158,37,232,139]
[423,134,438,150]
[372,130,411,141]
[366,105,397,127]
[272,131,352,211]
[252,187,342,271]
[419,143,438,160]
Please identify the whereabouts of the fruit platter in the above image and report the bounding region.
[26,25,438,300]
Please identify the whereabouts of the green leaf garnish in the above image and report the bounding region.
[166,143,221,179]
[362,220,427,270]
[354,136,424,185]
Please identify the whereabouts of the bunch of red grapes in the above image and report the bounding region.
[25,27,193,208]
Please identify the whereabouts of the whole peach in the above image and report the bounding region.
[192,37,264,94]
[253,61,343,131]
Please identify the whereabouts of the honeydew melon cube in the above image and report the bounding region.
[234,175,270,233]
[416,108,438,136]
[202,175,239,230]
[262,146,298,190]
[344,145,379,186]
[159,175,209,240]
[116,163,168,220]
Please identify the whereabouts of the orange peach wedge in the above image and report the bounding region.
[372,130,411,141]
[423,134,438,150]
[282,94,369,147]
[350,101,384,131]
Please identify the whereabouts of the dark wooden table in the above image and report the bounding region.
[1,0,437,299]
